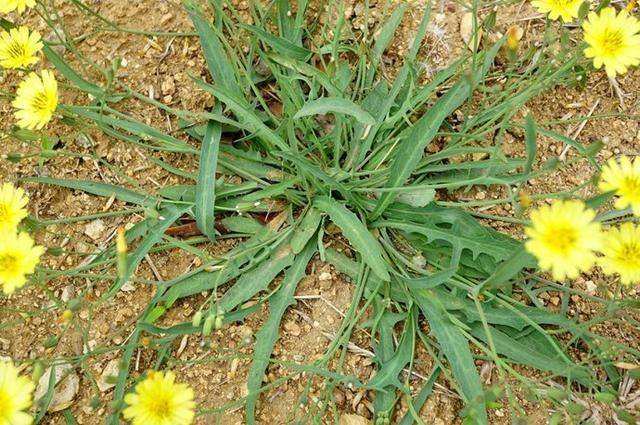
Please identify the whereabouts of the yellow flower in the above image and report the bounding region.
[0,0,36,14]
[0,231,44,295]
[583,8,640,77]
[0,182,29,233]
[0,26,43,69]
[12,70,58,130]
[0,360,35,425]
[525,200,602,281]
[599,222,640,285]
[123,371,195,425]
[599,155,640,215]
[531,0,582,22]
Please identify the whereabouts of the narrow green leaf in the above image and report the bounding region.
[216,244,295,314]
[474,246,535,294]
[242,23,311,61]
[371,42,503,219]
[290,207,322,254]
[196,80,289,151]
[294,97,376,125]
[314,196,390,281]
[468,323,593,385]
[413,290,488,424]
[524,114,537,173]
[195,119,221,240]
[105,204,190,298]
[22,177,156,207]
[184,0,239,93]
[45,45,118,101]
[372,4,408,60]
[63,105,196,154]
[34,364,58,423]
[370,77,474,218]
[245,241,316,423]
[398,367,440,425]
[268,53,342,97]
[368,314,415,390]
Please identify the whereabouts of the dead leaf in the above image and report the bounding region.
[35,363,80,412]
[339,414,370,425]
[460,12,483,50]
[97,359,120,392]
[615,362,639,370]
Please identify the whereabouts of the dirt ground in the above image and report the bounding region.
[0,0,639,424]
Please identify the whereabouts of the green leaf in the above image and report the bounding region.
[63,105,196,154]
[195,119,221,240]
[294,97,376,125]
[474,246,535,294]
[378,220,516,264]
[468,323,593,385]
[396,187,436,208]
[268,53,342,97]
[371,41,503,219]
[413,290,488,424]
[45,47,120,101]
[185,0,239,94]
[22,177,156,207]
[372,4,408,60]
[105,204,190,298]
[216,243,295,314]
[245,242,316,423]
[196,79,289,151]
[314,196,390,281]
[368,313,415,390]
[524,114,537,173]
[162,228,278,306]
[370,77,474,218]
[290,207,322,254]
[398,367,440,425]
[242,23,312,61]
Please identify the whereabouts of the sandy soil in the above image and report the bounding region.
[0,0,639,424]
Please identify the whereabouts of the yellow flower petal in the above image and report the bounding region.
[599,155,640,216]
[123,370,195,425]
[525,200,602,281]
[0,182,29,233]
[12,70,58,130]
[531,0,582,22]
[0,0,36,14]
[0,361,35,425]
[582,7,640,78]
[0,231,44,295]
[0,26,42,69]
[599,222,640,285]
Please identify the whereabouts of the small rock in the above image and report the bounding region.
[61,285,75,302]
[161,76,176,96]
[120,281,136,292]
[75,134,92,148]
[84,220,105,240]
[585,280,597,294]
[97,359,119,392]
[318,272,332,281]
[35,363,80,412]
[284,321,301,336]
[549,296,560,306]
